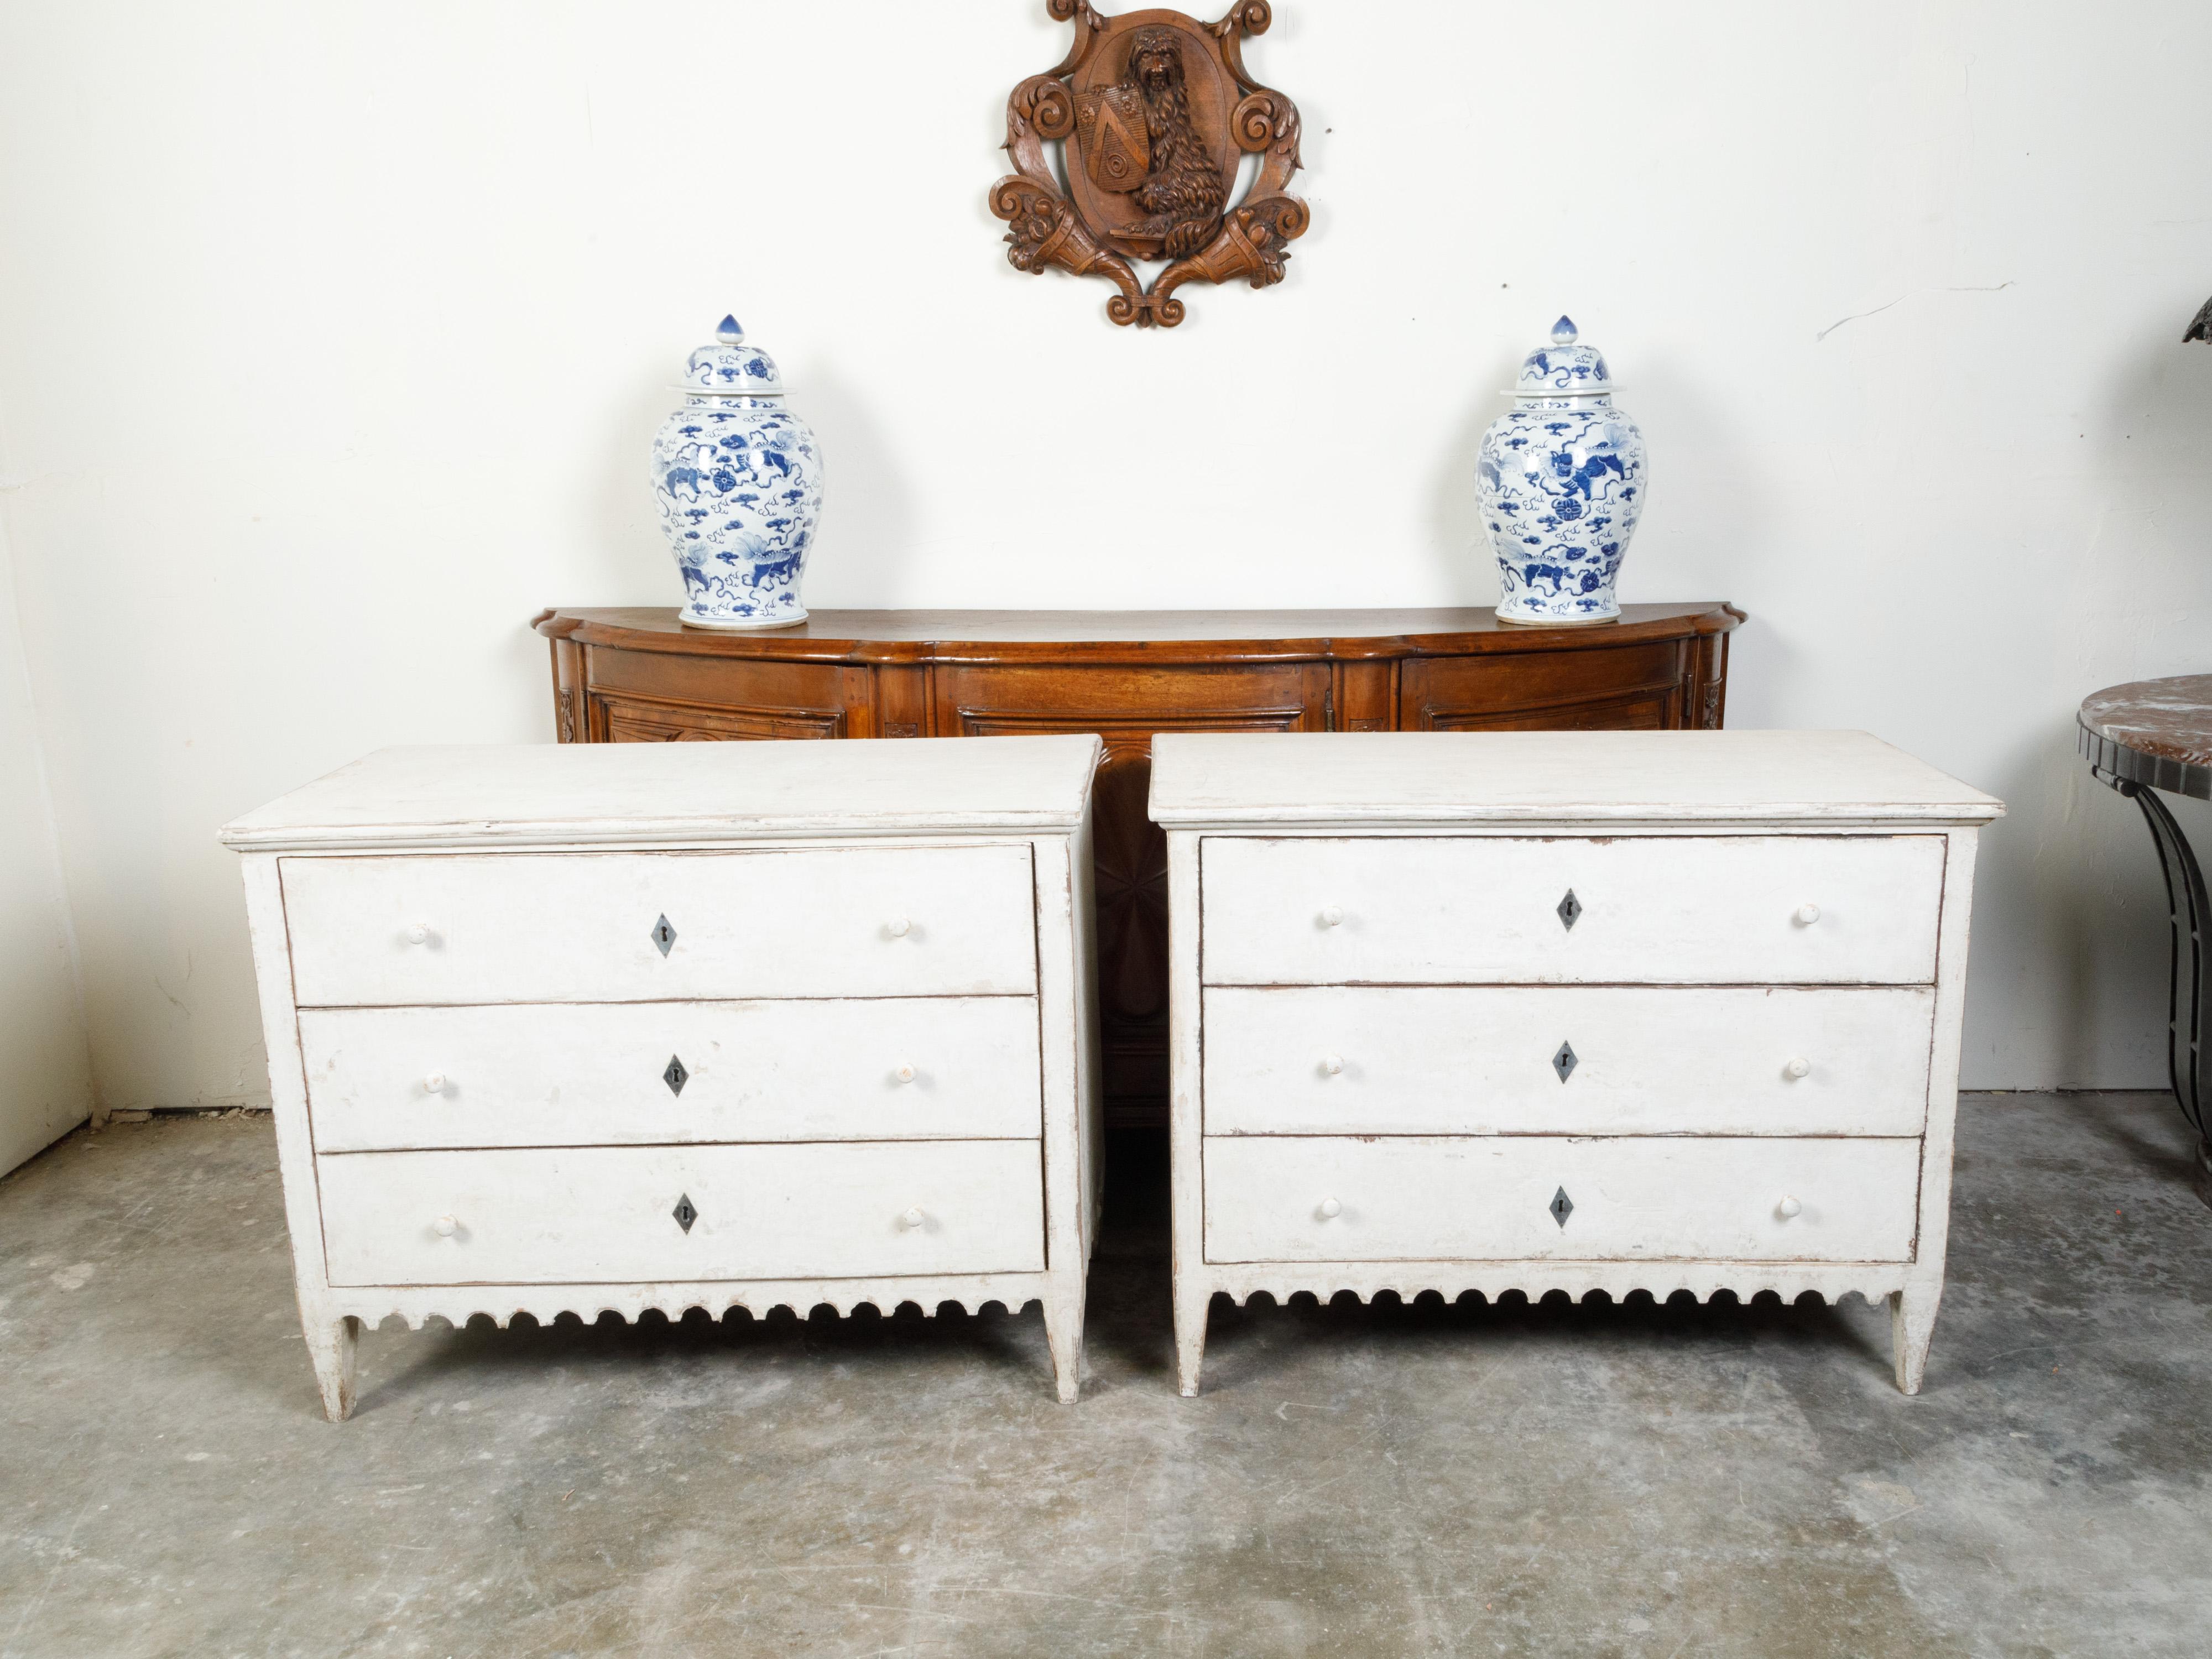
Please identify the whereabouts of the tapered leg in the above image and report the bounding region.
[305,1315,360,1421]
[1044,1292,1084,1405]
[1173,1284,1209,1399]
[1890,1285,1940,1395]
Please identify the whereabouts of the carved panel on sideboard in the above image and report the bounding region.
[597,693,845,744]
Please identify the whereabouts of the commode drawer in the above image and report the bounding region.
[281,844,1038,1007]
[302,997,1044,1152]
[1202,985,1935,1137]
[1200,835,1944,987]
[1202,1136,1922,1265]
[318,1139,1047,1286]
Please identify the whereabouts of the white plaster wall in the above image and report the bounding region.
[0,510,95,1171]
[0,1,2206,1106]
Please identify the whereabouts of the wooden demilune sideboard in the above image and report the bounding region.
[534,604,1745,1127]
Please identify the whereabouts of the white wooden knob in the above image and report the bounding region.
[1321,1053,1344,1077]
[1319,904,1344,927]
[423,1071,447,1095]
[1318,1198,1343,1219]
[1783,1057,1811,1080]
[406,922,430,945]
[886,917,910,938]
[901,1206,926,1229]
[1776,1196,1802,1219]
[433,1214,458,1237]
[895,1062,916,1084]
[1794,903,1821,926]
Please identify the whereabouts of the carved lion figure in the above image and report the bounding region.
[1125,27,1226,260]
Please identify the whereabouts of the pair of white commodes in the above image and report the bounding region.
[223,728,1999,1417]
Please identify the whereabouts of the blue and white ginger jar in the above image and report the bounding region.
[1477,316,1646,624]
[651,315,823,629]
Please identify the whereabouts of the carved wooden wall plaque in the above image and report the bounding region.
[992,1,1307,328]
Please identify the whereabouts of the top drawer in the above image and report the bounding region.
[281,844,1038,1007]
[1202,835,1945,987]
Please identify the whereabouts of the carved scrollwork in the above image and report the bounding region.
[1232,90,1279,152]
[1255,194,1309,243]
[1211,1,1271,39]
[1231,88,1302,173]
[1009,72,1077,142]
[989,0,1307,328]
[1151,194,1306,313]
[990,176,1147,318]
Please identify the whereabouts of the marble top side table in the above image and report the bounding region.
[2080,675,2212,1197]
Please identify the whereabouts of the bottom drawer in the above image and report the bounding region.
[319,1140,1045,1286]
[1203,1136,1921,1265]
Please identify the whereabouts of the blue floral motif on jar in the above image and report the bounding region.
[1475,316,1646,625]
[650,316,825,630]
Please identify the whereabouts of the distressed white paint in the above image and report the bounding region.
[1153,729,2000,1397]
[1151,731,2004,829]
[1202,1136,1924,1265]
[221,738,1103,851]
[301,997,1044,1152]
[281,843,1040,1006]
[319,1141,1047,1286]
[1202,985,1936,1138]
[1201,832,1947,988]
[225,737,1103,1415]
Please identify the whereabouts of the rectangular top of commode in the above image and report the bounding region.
[1147,731,2003,829]
[221,735,1104,851]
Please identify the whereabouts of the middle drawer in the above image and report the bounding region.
[1203,985,1934,1137]
[302,998,1044,1152]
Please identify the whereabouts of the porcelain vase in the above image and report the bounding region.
[650,315,823,630]
[1477,316,1646,625]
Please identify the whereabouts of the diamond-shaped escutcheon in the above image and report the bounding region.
[650,915,677,957]
[1550,1187,1574,1229]
[1552,1040,1578,1083]
[672,1194,698,1234]
[663,1055,688,1097]
[1556,889,1582,930]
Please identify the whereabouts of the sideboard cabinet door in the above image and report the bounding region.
[1402,640,1691,731]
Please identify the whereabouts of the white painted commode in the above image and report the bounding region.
[221,735,1104,1417]
[1147,729,2002,1397]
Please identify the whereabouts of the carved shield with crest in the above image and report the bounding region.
[1074,85,1150,193]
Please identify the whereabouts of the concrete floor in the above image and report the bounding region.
[2,1094,2209,1657]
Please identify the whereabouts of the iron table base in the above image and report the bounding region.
[2090,767,2212,1203]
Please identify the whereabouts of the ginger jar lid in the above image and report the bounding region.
[680,314,785,396]
[1511,315,1616,397]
